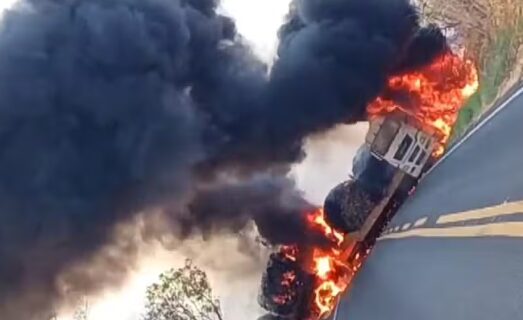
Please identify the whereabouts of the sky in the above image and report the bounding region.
[0,0,15,11]
[82,1,295,317]
[0,0,367,319]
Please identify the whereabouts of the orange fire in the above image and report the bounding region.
[273,270,298,305]
[281,245,299,262]
[314,280,344,316]
[307,209,354,318]
[274,209,371,319]
[310,249,351,317]
[307,208,345,246]
[367,52,479,156]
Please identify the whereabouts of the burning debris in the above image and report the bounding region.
[259,247,314,318]
[259,209,355,320]
[368,52,479,156]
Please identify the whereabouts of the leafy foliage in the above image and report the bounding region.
[143,260,223,320]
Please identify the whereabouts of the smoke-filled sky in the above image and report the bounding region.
[76,2,295,319]
[0,1,359,319]
[72,1,367,318]
[0,0,447,319]
[0,1,297,319]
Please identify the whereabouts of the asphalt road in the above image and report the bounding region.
[335,87,523,320]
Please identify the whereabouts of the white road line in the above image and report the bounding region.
[425,86,523,177]
[413,217,428,227]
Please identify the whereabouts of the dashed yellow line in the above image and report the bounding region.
[380,200,523,241]
[380,221,523,241]
[436,200,523,224]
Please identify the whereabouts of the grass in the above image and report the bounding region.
[451,28,521,140]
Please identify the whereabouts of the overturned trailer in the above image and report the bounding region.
[259,113,439,320]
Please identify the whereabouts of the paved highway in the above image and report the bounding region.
[335,87,523,320]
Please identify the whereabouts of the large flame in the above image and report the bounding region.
[272,209,374,319]
[307,209,356,318]
[311,249,350,317]
[367,52,479,156]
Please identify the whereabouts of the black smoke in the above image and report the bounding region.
[195,0,449,172]
[0,0,448,318]
[183,175,330,246]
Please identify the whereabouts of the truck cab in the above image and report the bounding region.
[366,114,436,178]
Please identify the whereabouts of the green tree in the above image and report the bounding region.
[143,260,223,320]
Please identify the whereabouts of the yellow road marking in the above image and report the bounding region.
[380,221,523,241]
[436,200,523,224]
[414,217,428,227]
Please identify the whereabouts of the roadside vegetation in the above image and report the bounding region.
[143,260,223,320]
[418,0,523,140]
[59,260,221,320]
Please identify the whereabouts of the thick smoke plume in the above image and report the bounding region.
[184,175,330,246]
[0,0,447,318]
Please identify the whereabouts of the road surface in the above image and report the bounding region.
[335,86,523,320]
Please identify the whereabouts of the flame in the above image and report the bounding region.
[306,209,377,318]
[274,270,298,305]
[271,209,372,319]
[307,209,354,318]
[367,52,479,157]
[314,281,344,316]
[282,271,297,285]
[314,256,332,280]
[281,245,298,262]
[311,249,351,317]
[273,254,300,308]
[307,208,345,246]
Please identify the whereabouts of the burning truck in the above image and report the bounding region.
[257,116,436,320]
[258,51,479,320]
